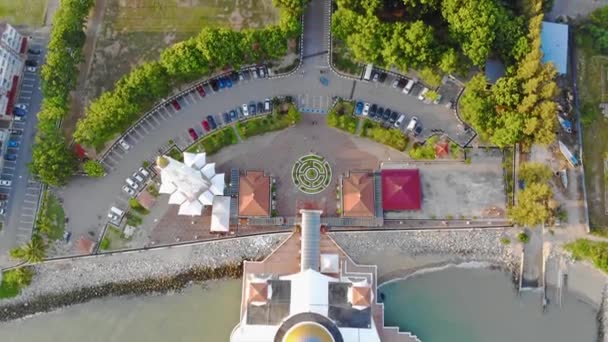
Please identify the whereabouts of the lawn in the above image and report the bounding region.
[0,0,47,27]
[100,224,128,251]
[36,191,65,240]
[187,127,238,155]
[362,119,408,151]
[86,0,280,100]
[577,31,608,229]
[236,114,292,139]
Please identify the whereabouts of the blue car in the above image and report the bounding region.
[230,110,237,120]
[355,102,364,115]
[222,112,230,123]
[207,115,217,130]
[4,154,16,161]
[218,78,225,89]
[13,107,26,116]
[7,141,19,148]
[225,78,232,88]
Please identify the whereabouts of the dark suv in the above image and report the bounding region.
[369,104,378,118]
[382,108,391,121]
[389,111,399,124]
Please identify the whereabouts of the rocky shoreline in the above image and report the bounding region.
[0,229,517,322]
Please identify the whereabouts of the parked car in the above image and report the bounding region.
[389,111,399,124]
[8,141,19,148]
[264,98,271,112]
[238,72,245,81]
[171,99,181,110]
[25,60,37,67]
[122,185,135,196]
[230,110,237,120]
[63,231,72,243]
[188,128,198,140]
[132,172,145,183]
[377,107,384,120]
[242,103,249,116]
[257,102,264,114]
[119,139,130,150]
[0,193,8,200]
[196,85,206,97]
[382,108,391,121]
[403,79,415,94]
[13,107,26,116]
[249,102,257,115]
[28,48,41,54]
[395,114,406,128]
[433,94,443,105]
[202,120,210,132]
[258,66,266,78]
[9,129,22,135]
[230,72,239,82]
[125,178,139,190]
[414,125,423,136]
[207,115,217,129]
[225,77,232,88]
[4,154,16,161]
[369,104,378,118]
[392,79,401,88]
[210,79,219,91]
[418,87,429,101]
[355,101,364,115]
[223,112,231,123]
[26,66,37,73]
[14,103,27,111]
[0,179,11,186]
[251,67,259,79]
[218,78,225,89]
[378,72,388,83]
[14,115,25,121]
[406,116,419,132]
[372,73,379,82]
[138,167,150,178]
[362,102,370,116]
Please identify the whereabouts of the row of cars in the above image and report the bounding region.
[122,167,151,196]
[355,101,422,136]
[188,98,273,141]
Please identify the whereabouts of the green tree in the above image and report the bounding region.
[9,235,47,263]
[438,48,459,74]
[509,183,554,226]
[160,39,209,80]
[83,160,106,177]
[518,162,552,184]
[346,16,388,64]
[331,9,359,41]
[287,105,302,123]
[585,5,608,53]
[29,132,77,186]
[382,21,438,71]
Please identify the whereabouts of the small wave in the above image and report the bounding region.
[379,261,497,287]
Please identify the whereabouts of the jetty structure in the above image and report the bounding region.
[230,209,420,342]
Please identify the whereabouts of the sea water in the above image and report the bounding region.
[380,267,598,342]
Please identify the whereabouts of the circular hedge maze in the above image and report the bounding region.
[292,154,332,194]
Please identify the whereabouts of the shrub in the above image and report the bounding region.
[500,237,511,245]
[0,267,34,299]
[83,160,105,177]
[565,239,608,273]
[362,119,408,151]
[517,232,530,243]
[129,198,149,215]
[147,184,159,197]
[126,212,143,226]
[100,237,110,250]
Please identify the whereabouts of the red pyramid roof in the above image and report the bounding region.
[381,169,421,210]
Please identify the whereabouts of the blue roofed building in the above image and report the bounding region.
[541,22,569,74]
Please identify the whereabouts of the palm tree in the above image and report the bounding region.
[9,235,47,263]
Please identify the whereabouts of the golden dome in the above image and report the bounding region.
[283,322,335,342]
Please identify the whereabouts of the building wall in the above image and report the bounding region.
[0,23,24,117]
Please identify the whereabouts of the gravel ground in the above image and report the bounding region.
[0,234,288,307]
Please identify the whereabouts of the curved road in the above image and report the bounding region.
[40,0,462,259]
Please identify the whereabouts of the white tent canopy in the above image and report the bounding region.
[210,173,225,195]
[183,152,205,169]
[201,163,216,179]
[178,200,203,216]
[168,191,187,205]
[198,190,214,205]
[211,196,231,232]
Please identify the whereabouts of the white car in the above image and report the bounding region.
[138,167,150,178]
[26,66,37,73]
[392,79,400,88]
[362,103,370,116]
[418,87,429,101]
[122,185,135,196]
[132,172,145,184]
[125,177,139,190]
[406,116,419,132]
[14,116,25,122]
[242,103,249,116]
[0,180,11,186]
[119,139,130,151]
[14,103,28,111]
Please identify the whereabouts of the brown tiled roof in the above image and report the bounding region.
[352,286,371,307]
[342,172,374,217]
[136,190,156,210]
[239,171,270,217]
[248,282,268,304]
[435,142,449,158]
[77,237,95,254]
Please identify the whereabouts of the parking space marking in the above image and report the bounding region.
[105,153,120,164]
[22,83,34,88]
[20,89,32,94]
[161,107,174,118]
[188,92,198,103]
[137,122,150,134]
[146,115,159,127]
[129,128,144,140]
[157,110,170,120]
[182,95,192,106]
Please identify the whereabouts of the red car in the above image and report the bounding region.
[196,85,206,97]
[202,120,210,132]
[171,99,181,111]
[188,128,198,140]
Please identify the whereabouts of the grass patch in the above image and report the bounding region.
[100,224,129,251]
[0,0,47,27]
[361,119,408,151]
[409,136,440,160]
[126,212,143,227]
[236,114,293,139]
[167,146,184,162]
[565,239,608,273]
[327,100,358,134]
[36,191,65,240]
[577,28,608,228]
[503,147,515,206]
[129,198,149,215]
[0,267,34,299]
[187,127,237,155]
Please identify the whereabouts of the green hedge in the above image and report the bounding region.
[362,119,408,151]
[0,267,34,299]
[187,128,238,155]
[74,3,303,149]
[327,100,357,134]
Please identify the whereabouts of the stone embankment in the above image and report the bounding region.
[0,234,288,321]
[598,284,608,342]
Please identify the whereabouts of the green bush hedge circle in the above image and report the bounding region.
[292,154,332,194]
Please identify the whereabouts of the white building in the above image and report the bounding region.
[0,22,25,118]
[156,152,228,219]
